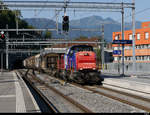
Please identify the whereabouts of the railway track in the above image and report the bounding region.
[20,69,150,112]
[18,69,93,113]
[77,84,150,112]
[16,70,59,113]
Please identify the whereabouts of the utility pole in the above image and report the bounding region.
[64,0,67,16]
[0,3,3,74]
[118,41,120,74]
[63,0,68,48]
[132,0,136,74]
[101,24,105,71]
[23,33,24,42]
[1,50,3,74]
[55,9,59,34]
[121,3,125,77]
[6,24,9,70]
[15,10,19,35]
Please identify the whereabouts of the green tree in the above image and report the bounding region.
[0,2,37,38]
[95,48,101,64]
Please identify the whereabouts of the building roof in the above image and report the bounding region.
[50,37,99,48]
[40,48,66,56]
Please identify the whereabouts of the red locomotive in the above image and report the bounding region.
[23,45,104,84]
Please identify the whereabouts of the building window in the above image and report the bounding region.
[129,34,132,40]
[148,56,150,61]
[144,44,148,49]
[136,56,138,60]
[139,45,142,49]
[146,56,149,60]
[128,57,130,60]
[142,56,144,60]
[124,46,126,50]
[136,45,138,49]
[137,33,140,40]
[115,34,120,40]
[128,57,130,61]
[121,57,123,61]
[144,56,146,60]
[125,46,129,50]
[115,47,122,50]
[130,46,132,49]
[145,32,149,39]
[114,57,118,61]
[114,47,118,50]
[139,56,141,60]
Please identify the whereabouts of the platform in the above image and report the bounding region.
[0,71,40,113]
[102,72,150,99]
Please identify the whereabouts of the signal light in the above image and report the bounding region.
[62,16,69,32]
[1,34,5,39]
[0,31,5,40]
[63,16,69,22]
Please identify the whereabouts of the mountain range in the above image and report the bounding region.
[24,15,142,42]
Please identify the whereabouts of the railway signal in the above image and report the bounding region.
[0,31,5,40]
[62,16,69,32]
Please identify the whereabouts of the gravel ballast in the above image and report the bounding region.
[34,71,146,113]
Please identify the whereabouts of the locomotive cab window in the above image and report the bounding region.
[72,45,93,53]
[69,50,74,56]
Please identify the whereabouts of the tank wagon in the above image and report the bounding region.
[23,45,104,84]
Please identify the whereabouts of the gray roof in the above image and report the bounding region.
[40,48,67,56]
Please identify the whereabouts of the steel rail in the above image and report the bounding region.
[21,69,93,113]
[72,83,150,112]
[103,82,150,95]
[36,71,150,112]
[99,85,150,103]
[17,70,59,113]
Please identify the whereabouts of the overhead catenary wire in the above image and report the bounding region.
[35,0,49,16]
[42,0,71,32]
[2,1,150,32]
[107,6,150,28]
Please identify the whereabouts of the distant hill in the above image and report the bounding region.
[24,18,57,29]
[24,15,141,43]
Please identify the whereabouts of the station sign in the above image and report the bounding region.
[113,50,121,55]
[113,40,132,44]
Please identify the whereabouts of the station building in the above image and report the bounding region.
[112,21,150,63]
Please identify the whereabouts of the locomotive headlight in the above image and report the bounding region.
[80,68,83,70]
[93,68,96,70]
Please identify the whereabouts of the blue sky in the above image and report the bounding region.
[7,0,150,23]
